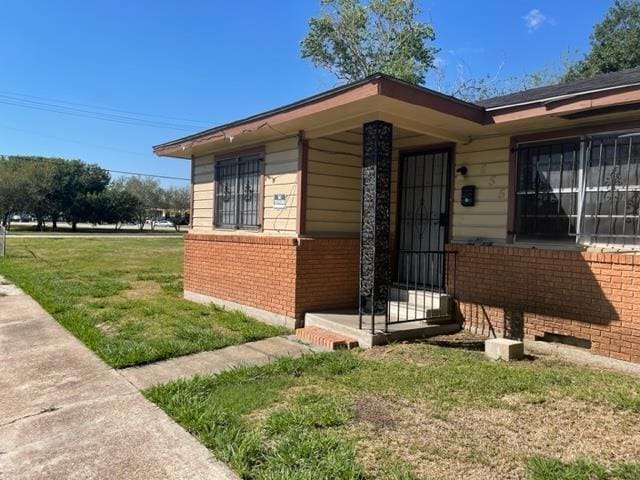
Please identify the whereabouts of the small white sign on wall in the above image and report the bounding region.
[273,194,287,209]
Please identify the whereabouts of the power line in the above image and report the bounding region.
[0,94,207,130]
[0,95,213,132]
[0,98,201,131]
[0,124,149,157]
[1,147,189,181]
[0,98,200,131]
[107,169,189,181]
[0,89,213,126]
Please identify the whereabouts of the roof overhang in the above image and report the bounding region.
[153,73,640,159]
[152,74,487,159]
[489,84,640,125]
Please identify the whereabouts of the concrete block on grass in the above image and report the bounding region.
[485,338,524,361]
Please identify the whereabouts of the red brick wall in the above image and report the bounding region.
[183,234,359,320]
[184,234,298,318]
[295,238,360,317]
[449,244,640,362]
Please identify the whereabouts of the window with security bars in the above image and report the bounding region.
[582,134,640,244]
[214,153,261,229]
[515,139,580,240]
[515,132,640,245]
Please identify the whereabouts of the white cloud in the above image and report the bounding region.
[433,56,447,68]
[523,9,555,32]
[447,47,487,57]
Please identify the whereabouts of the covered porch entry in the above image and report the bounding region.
[302,118,461,346]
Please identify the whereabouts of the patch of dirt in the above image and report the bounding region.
[360,343,442,364]
[120,280,161,299]
[242,385,329,425]
[347,394,640,480]
[361,331,488,364]
[353,394,398,430]
[96,322,117,334]
[422,330,488,349]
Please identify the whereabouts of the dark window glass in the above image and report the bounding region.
[214,154,261,229]
[515,139,580,241]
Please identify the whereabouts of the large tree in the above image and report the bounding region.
[83,186,141,230]
[161,185,190,231]
[435,62,567,102]
[301,0,437,84]
[564,0,640,81]
[0,156,113,231]
[117,176,162,230]
[46,160,110,230]
[5,157,60,230]
[60,162,111,231]
[0,157,28,227]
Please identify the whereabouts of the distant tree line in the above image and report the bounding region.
[0,156,190,231]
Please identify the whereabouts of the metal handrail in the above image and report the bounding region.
[358,249,457,332]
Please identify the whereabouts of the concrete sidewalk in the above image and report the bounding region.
[0,276,238,480]
[121,336,316,390]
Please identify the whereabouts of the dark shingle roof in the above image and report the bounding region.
[477,67,640,109]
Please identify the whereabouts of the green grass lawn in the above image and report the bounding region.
[6,223,184,235]
[0,237,286,367]
[145,339,640,480]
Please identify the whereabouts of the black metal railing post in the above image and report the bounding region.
[387,250,456,325]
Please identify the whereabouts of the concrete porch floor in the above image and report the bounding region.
[304,310,460,348]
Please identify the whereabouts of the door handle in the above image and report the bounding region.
[438,213,449,227]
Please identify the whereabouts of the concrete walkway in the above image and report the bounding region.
[121,336,316,390]
[0,276,238,480]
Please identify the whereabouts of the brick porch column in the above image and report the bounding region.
[359,120,393,331]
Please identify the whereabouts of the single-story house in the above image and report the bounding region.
[154,68,640,362]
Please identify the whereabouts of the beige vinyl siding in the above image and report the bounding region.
[306,137,362,234]
[262,138,298,235]
[394,135,510,245]
[190,132,512,243]
[451,137,510,244]
[191,154,214,229]
[304,133,439,236]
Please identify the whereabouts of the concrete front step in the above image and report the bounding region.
[304,311,460,348]
[295,326,359,350]
[389,288,450,309]
[388,301,450,323]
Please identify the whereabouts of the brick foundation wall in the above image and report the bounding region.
[295,238,360,317]
[184,234,298,318]
[183,234,359,321]
[449,244,640,362]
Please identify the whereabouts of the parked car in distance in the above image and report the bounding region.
[154,219,174,228]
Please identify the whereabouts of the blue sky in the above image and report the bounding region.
[0,1,611,186]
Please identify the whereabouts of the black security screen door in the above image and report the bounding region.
[397,149,451,288]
